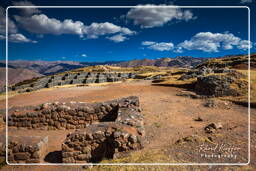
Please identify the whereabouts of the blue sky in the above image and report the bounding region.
[0,0,255,62]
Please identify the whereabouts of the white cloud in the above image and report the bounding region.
[107,34,127,43]
[83,22,135,39]
[142,41,174,51]
[176,32,252,52]
[13,1,41,16]
[81,54,87,57]
[237,40,253,50]
[0,7,36,43]
[141,41,155,45]
[14,14,85,35]
[14,14,135,41]
[0,35,5,40]
[9,33,37,43]
[240,0,253,3]
[0,7,17,35]
[126,4,195,28]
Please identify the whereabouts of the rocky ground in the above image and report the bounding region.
[0,80,255,171]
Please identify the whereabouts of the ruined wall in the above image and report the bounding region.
[4,96,144,163]
[6,96,140,130]
[10,72,137,93]
[0,136,48,163]
[62,107,144,163]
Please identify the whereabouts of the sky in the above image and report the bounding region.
[0,0,255,62]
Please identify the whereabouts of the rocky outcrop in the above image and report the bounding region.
[9,72,136,93]
[194,75,239,97]
[178,67,234,81]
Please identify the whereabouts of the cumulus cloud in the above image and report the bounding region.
[14,14,135,41]
[14,14,85,35]
[237,40,253,50]
[107,34,127,43]
[126,4,195,28]
[176,32,252,52]
[0,7,17,35]
[240,0,253,3]
[9,33,37,43]
[142,41,174,51]
[13,0,41,16]
[83,22,135,39]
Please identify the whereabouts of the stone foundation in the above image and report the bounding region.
[4,96,144,163]
[62,107,144,163]
[6,96,140,130]
[0,135,48,163]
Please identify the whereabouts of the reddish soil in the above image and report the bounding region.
[0,80,255,171]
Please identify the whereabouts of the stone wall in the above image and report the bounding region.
[62,107,144,163]
[6,96,140,130]
[4,96,144,163]
[0,135,48,163]
[10,72,137,93]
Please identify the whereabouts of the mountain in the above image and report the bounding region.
[0,68,43,89]
[0,60,122,76]
[115,56,208,68]
[0,56,212,90]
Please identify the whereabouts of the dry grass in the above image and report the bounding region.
[66,65,169,74]
[89,150,181,171]
[196,54,256,69]
[221,69,256,106]
[151,68,195,87]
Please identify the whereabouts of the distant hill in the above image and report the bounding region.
[196,54,256,69]
[115,56,208,68]
[1,54,252,90]
[0,60,121,89]
[0,60,123,76]
[0,68,43,89]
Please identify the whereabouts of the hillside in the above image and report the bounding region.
[196,54,256,69]
[115,56,208,68]
[0,60,122,76]
[0,68,43,90]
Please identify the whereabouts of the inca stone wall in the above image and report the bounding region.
[10,72,137,93]
[62,107,144,163]
[6,96,140,130]
[0,135,48,163]
[4,96,144,163]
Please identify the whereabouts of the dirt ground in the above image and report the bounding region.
[0,80,255,171]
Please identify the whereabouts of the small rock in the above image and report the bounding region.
[204,122,222,133]
[194,117,203,121]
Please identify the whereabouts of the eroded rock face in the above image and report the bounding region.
[194,75,239,97]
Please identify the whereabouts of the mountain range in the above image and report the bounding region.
[0,56,222,89]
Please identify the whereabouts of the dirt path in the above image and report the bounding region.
[1,80,255,170]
